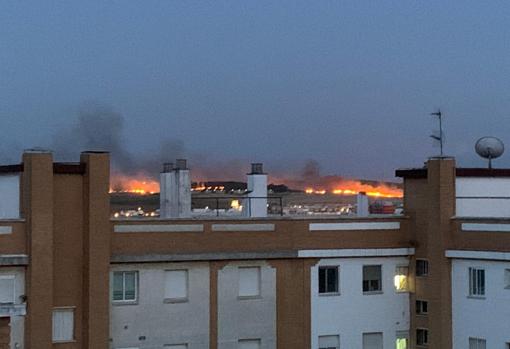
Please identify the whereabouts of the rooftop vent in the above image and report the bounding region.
[250,163,264,175]
[162,163,174,173]
[175,159,188,170]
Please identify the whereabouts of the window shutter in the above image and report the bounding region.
[52,308,74,342]
[165,270,188,299]
[362,333,383,349]
[319,335,339,348]
[238,339,261,349]
[0,276,15,304]
[239,267,261,297]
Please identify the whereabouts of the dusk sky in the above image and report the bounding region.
[2,1,510,180]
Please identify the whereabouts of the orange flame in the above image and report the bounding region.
[110,174,159,195]
[305,180,402,198]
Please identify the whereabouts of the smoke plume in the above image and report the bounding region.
[52,103,184,179]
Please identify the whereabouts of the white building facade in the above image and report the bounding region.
[311,257,410,349]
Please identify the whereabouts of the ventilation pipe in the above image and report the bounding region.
[243,163,268,218]
[160,159,191,218]
[357,192,369,217]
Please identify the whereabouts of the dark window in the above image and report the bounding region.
[416,260,429,277]
[319,266,339,294]
[363,265,382,293]
[416,300,428,315]
[469,268,485,296]
[416,328,428,346]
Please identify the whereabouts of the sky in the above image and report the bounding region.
[2,1,510,180]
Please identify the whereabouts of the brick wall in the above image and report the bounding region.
[0,317,10,349]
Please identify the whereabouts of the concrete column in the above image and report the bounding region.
[22,150,54,349]
[80,151,111,349]
[160,160,191,219]
[244,163,268,218]
[160,163,176,218]
[356,192,369,217]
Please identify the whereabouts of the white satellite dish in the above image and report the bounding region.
[475,136,505,169]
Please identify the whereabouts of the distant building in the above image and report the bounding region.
[0,151,508,348]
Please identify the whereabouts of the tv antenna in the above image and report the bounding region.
[475,136,505,169]
[430,109,444,156]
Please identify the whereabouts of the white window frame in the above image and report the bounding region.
[112,271,138,304]
[0,275,16,304]
[238,338,261,349]
[238,266,261,299]
[163,344,188,349]
[362,265,382,294]
[468,337,486,349]
[318,334,340,349]
[394,265,409,292]
[318,266,340,295]
[504,269,510,289]
[52,307,75,343]
[362,332,383,349]
[396,331,409,349]
[468,267,485,297]
[164,269,189,303]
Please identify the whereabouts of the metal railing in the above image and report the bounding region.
[191,196,284,217]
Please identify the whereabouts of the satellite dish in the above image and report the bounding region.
[475,136,505,169]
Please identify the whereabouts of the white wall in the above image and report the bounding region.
[110,262,210,349]
[456,177,510,217]
[0,267,25,349]
[310,257,410,349]
[451,259,510,349]
[0,176,20,219]
[217,261,276,349]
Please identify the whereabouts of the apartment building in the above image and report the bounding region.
[0,150,509,348]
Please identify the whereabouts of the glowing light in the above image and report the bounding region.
[110,174,159,195]
[305,181,403,198]
[394,266,409,291]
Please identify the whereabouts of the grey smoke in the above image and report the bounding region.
[52,103,184,178]
[301,159,321,180]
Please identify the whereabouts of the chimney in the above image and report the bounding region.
[159,159,191,219]
[244,163,268,218]
[175,159,187,170]
[163,162,174,173]
[357,192,369,217]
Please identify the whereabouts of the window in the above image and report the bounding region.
[238,267,261,298]
[416,300,428,315]
[469,337,486,349]
[469,268,485,297]
[0,275,15,304]
[52,308,74,342]
[319,335,339,349]
[238,339,261,349]
[319,266,339,294]
[416,328,428,346]
[505,269,510,289]
[113,271,138,302]
[164,345,188,349]
[416,260,429,277]
[164,270,188,302]
[363,265,382,293]
[363,332,383,349]
[396,331,408,349]
[394,266,409,292]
